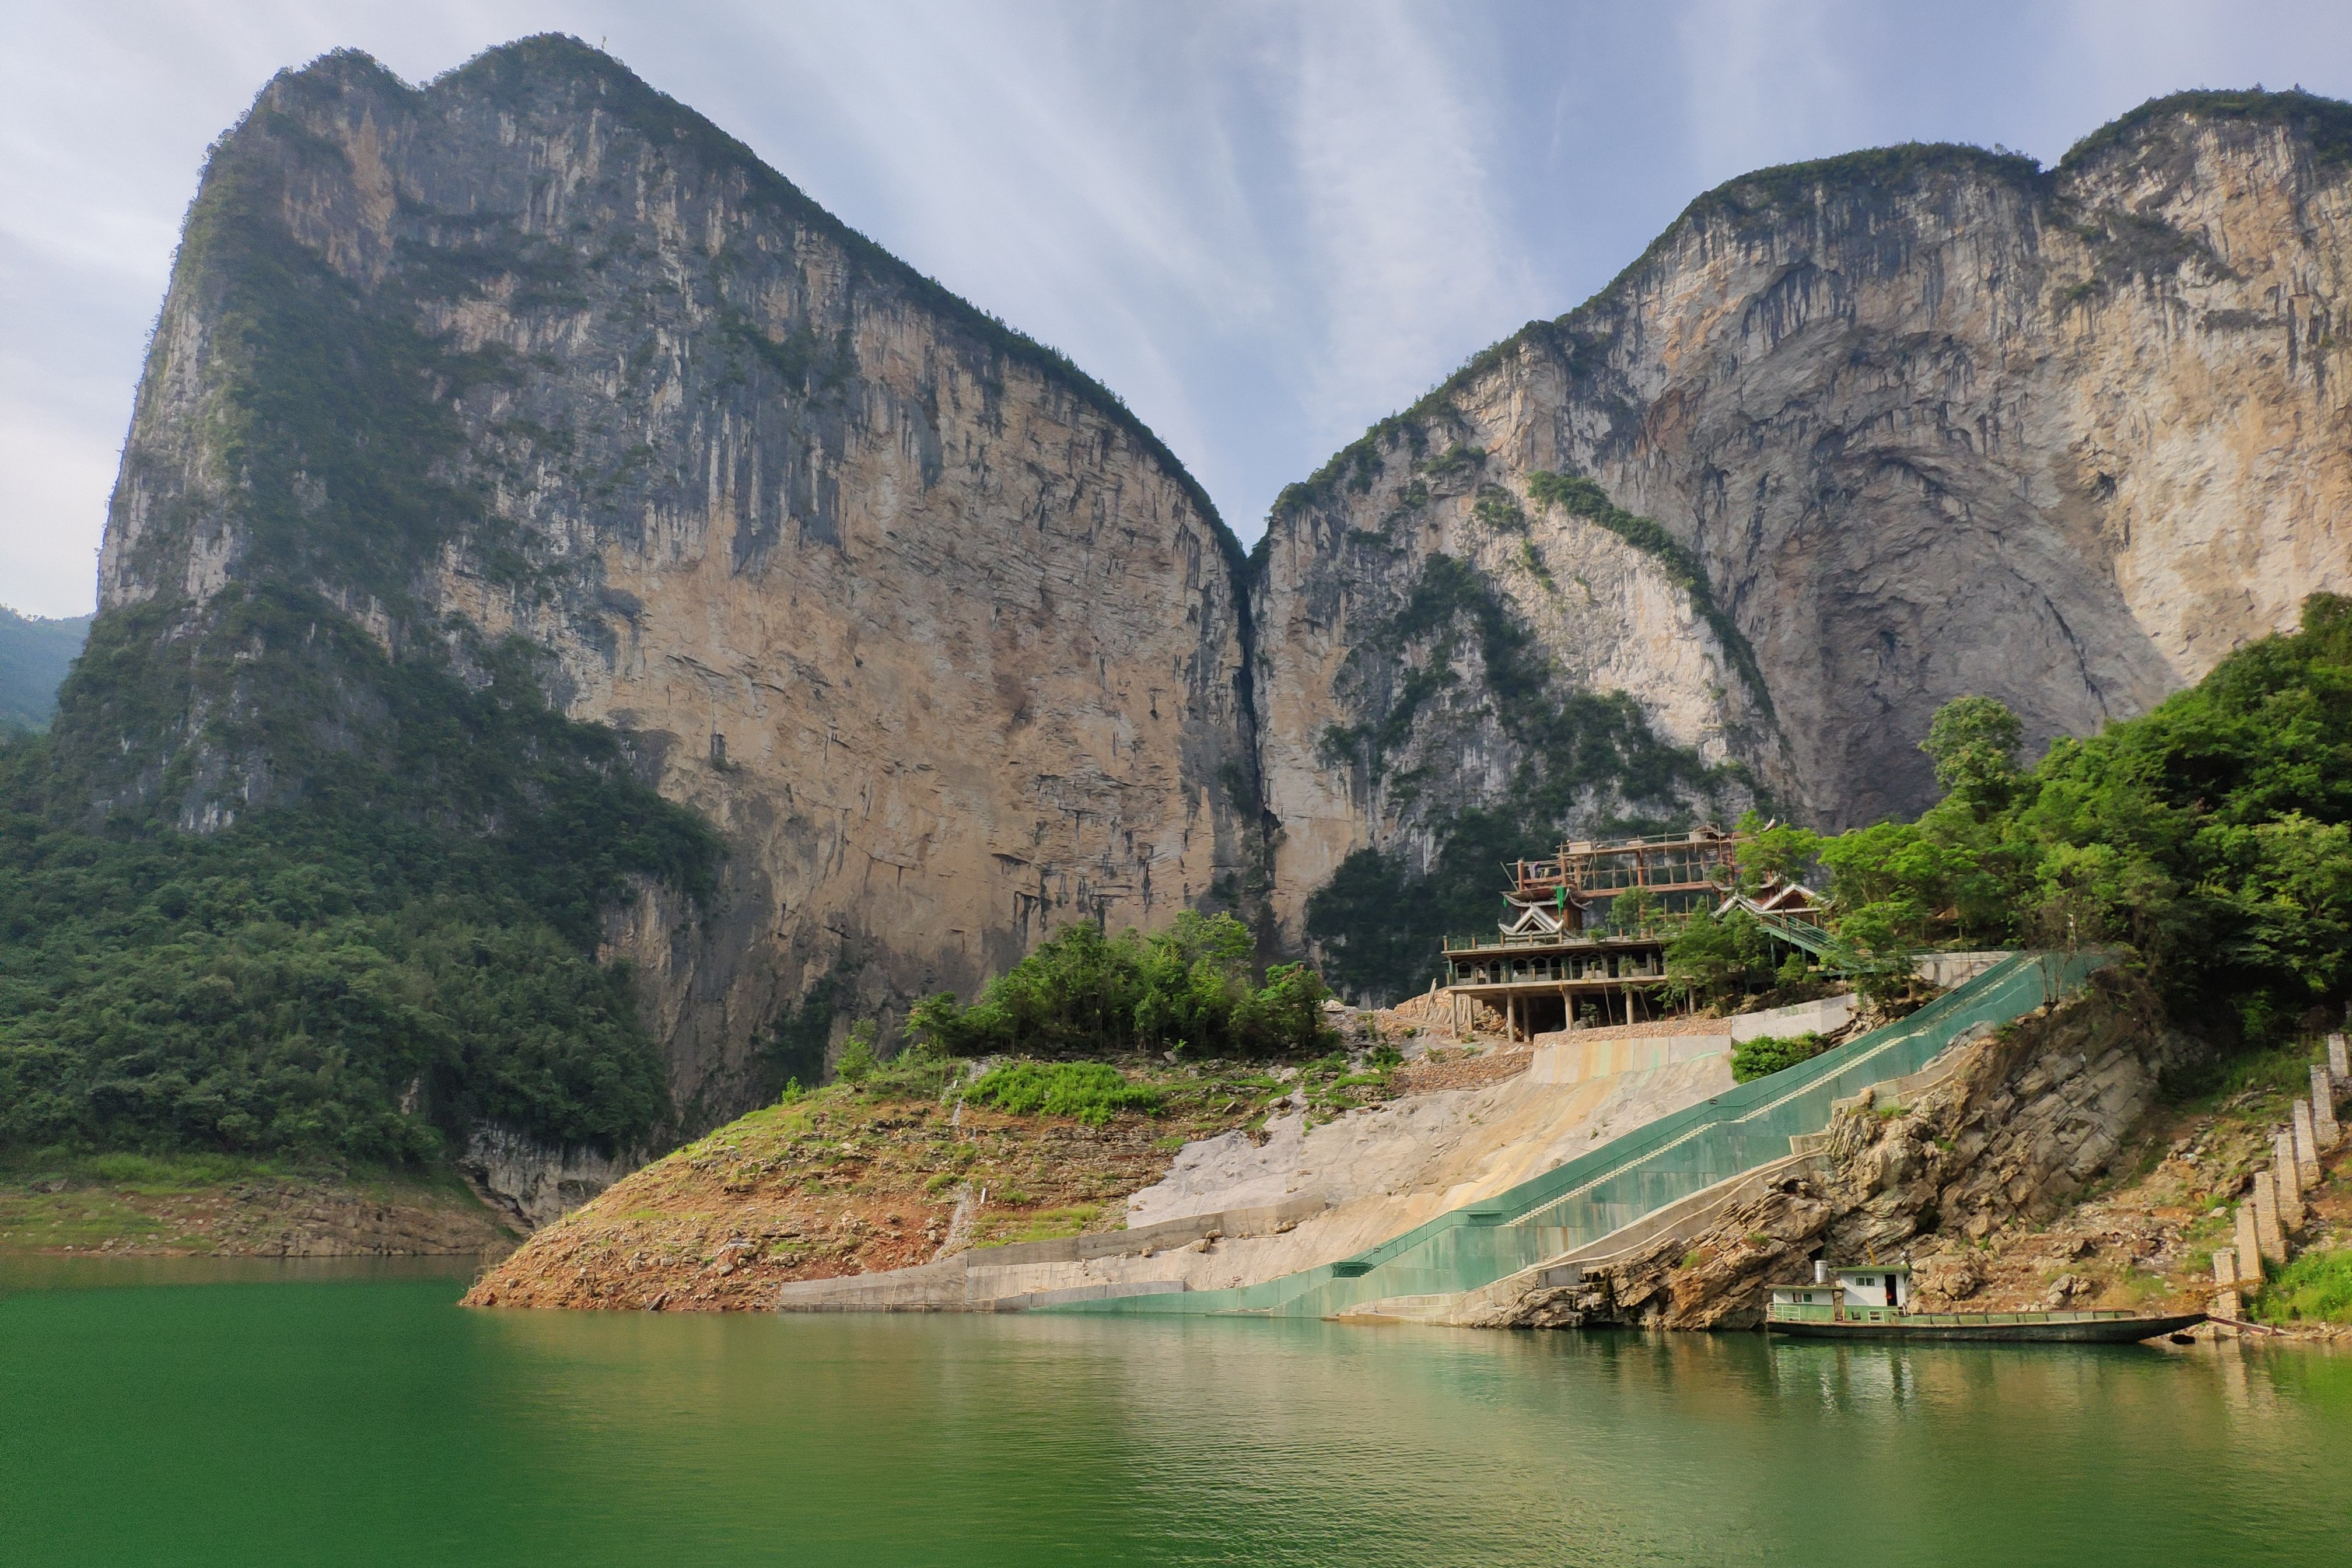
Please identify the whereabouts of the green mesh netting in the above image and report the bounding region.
[1057,952,2099,1318]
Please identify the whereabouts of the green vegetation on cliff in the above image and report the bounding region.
[0,611,718,1163]
[1523,471,1772,716]
[2059,87,2352,174]
[0,610,91,734]
[1306,552,1752,1002]
[0,49,736,1171]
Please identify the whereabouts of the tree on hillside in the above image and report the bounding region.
[1817,596,2352,1046]
[908,912,1339,1060]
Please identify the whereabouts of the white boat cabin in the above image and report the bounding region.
[1769,1262,1912,1312]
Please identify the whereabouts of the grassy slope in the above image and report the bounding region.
[463,1056,1409,1311]
[0,1150,514,1256]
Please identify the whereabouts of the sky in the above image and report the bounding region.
[8,1,2352,618]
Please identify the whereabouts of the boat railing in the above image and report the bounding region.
[1766,1304,2154,1325]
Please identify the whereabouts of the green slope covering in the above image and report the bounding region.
[0,609,92,733]
[1060,952,2095,1318]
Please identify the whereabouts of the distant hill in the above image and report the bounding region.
[0,607,92,732]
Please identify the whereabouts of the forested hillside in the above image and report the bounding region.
[0,629,717,1163]
[0,609,92,732]
[1812,593,2352,1048]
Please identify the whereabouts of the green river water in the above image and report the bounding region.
[3,1258,2347,1566]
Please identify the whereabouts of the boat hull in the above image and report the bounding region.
[1768,1311,2206,1343]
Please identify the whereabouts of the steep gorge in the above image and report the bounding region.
[1269,95,2352,981]
[46,47,2352,1157]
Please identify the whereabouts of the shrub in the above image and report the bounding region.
[1816,593,2352,1049]
[961,1061,1163,1126]
[1730,1032,1828,1083]
[908,912,1338,1059]
[2256,1245,2352,1325]
[833,1023,878,1085]
[1666,908,1776,1006]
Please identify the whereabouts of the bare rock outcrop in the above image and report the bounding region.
[1506,987,2189,1328]
[459,1125,638,1231]
[75,48,2352,1142]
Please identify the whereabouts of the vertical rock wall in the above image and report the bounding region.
[89,38,1255,1121]
[79,50,2352,1112]
[1255,96,2352,946]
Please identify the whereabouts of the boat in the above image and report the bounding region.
[1765,1306,2208,1342]
[1764,1265,2204,1343]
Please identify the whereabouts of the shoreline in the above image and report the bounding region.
[0,1161,520,1260]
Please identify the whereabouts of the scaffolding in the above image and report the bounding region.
[1504,825,1744,907]
[1440,825,1765,1039]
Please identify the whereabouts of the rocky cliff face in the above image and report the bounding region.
[1499,986,2193,1331]
[1261,93,2352,966]
[86,38,1254,1122]
[78,54,2352,1110]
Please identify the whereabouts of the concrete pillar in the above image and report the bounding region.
[2212,1247,2239,1287]
[2253,1171,2287,1265]
[2273,1139,2306,1232]
[2313,1065,2342,1149]
[2234,1203,2265,1286]
[2292,1100,2323,1188]
[2330,1032,2350,1083]
[2211,1287,2243,1327]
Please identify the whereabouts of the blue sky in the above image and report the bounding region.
[8,0,2352,617]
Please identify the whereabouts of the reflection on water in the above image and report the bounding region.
[0,1252,489,1294]
[2,1262,2346,1567]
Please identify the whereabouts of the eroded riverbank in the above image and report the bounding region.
[0,1156,515,1258]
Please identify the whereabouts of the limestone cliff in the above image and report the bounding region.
[1262,93,2352,971]
[82,37,1254,1125]
[73,57,2352,1123]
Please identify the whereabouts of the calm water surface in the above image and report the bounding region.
[3,1258,2346,1566]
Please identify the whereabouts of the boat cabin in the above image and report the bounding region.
[1833,1265,1910,1309]
[1768,1263,1913,1315]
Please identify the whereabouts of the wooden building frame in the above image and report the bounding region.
[1437,826,1757,1042]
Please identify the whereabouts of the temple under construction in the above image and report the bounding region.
[1437,826,1830,1041]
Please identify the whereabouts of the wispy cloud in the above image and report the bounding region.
[7,1,2352,615]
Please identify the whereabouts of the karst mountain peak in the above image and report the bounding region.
[72,37,2352,1130]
